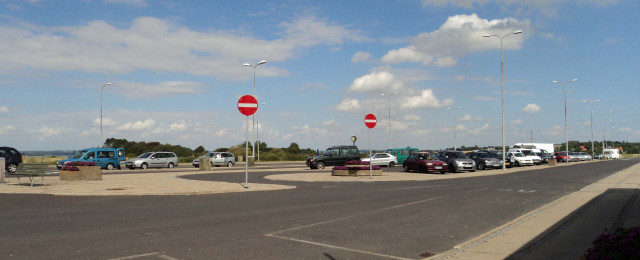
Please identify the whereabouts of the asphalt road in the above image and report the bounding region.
[1,159,638,260]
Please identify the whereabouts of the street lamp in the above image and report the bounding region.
[582,99,600,159]
[100,82,112,148]
[483,29,522,170]
[447,106,462,150]
[552,78,578,163]
[243,60,267,160]
[257,102,266,161]
[380,91,398,150]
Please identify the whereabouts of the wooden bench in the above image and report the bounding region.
[10,164,49,187]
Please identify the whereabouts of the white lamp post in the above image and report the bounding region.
[483,30,522,170]
[582,99,600,159]
[100,82,112,148]
[257,102,265,161]
[447,106,462,150]
[552,78,578,163]
[380,91,398,150]
[243,60,267,160]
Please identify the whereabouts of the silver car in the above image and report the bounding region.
[126,152,179,169]
[192,152,236,167]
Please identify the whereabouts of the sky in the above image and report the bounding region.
[0,0,638,152]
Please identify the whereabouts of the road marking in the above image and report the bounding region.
[380,184,449,191]
[107,252,178,260]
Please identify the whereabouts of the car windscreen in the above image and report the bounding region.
[451,152,467,158]
[522,150,535,156]
[322,149,333,156]
[138,152,154,158]
[476,153,491,158]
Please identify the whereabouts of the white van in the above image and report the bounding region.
[508,148,542,165]
[603,149,620,159]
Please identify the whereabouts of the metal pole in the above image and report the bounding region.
[100,83,111,148]
[564,83,568,163]
[244,115,249,188]
[369,128,373,179]
[388,95,391,150]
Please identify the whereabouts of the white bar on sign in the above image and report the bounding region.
[238,103,258,108]
[365,119,377,123]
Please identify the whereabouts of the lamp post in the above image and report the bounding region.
[582,99,600,159]
[552,78,578,163]
[447,106,462,150]
[483,30,522,170]
[257,102,266,161]
[100,82,112,148]
[602,110,613,152]
[380,91,398,150]
[243,60,267,160]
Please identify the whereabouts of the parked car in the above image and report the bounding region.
[509,148,542,165]
[384,147,420,165]
[578,152,592,161]
[435,150,476,173]
[192,152,236,167]
[361,153,398,167]
[482,150,513,168]
[555,151,578,162]
[126,151,178,169]
[0,146,23,173]
[306,145,360,169]
[402,152,448,174]
[467,151,503,170]
[57,147,126,170]
[507,152,534,166]
[533,149,553,163]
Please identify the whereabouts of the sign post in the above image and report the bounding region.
[364,114,377,179]
[238,95,258,188]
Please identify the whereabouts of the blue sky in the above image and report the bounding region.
[0,0,638,152]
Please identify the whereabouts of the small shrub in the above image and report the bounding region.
[582,226,640,259]
[333,166,348,170]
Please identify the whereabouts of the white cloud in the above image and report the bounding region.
[38,127,63,138]
[420,0,619,16]
[93,118,118,127]
[403,114,421,121]
[618,127,632,132]
[110,81,204,99]
[117,119,156,131]
[522,103,541,114]
[321,119,337,126]
[334,98,361,111]
[400,89,454,109]
[468,123,490,134]
[348,71,404,93]
[0,16,367,80]
[512,119,523,124]
[352,52,372,63]
[381,14,529,67]
[0,106,8,113]
[460,114,482,121]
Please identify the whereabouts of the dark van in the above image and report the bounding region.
[306,145,360,169]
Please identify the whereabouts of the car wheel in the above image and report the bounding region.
[440,171,446,174]
[7,163,17,173]
[168,162,174,168]
[388,162,395,167]
[227,161,233,167]
[106,163,115,170]
[141,163,148,170]
[514,161,520,167]
[316,161,325,169]
[403,164,409,172]
[470,170,476,172]
[128,166,135,170]
[477,163,485,170]
[210,161,215,167]
[450,165,458,173]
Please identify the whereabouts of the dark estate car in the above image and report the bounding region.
[467,151,503,170]
[306,145,360,169]
[1,146,23,173]
[402,152,448,174]
[435,150,476,173]
[482,150,513,168]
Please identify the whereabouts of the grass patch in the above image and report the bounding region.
[23,156,65,165]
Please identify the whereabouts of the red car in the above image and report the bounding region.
[554,151,578,162]
[402,152,449,174]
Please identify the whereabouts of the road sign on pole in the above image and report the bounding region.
[365,114,377,129]
[238,95,258,116]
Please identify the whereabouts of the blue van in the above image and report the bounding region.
[57,148,126,170]
[384,147,420,164]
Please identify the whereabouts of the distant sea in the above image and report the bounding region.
[21,150,80,157]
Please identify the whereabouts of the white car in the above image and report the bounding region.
[507,152,534,167]
[361,153,398,167]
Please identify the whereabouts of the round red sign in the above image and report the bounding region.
[237,95,258,116]
[364,114,377,129]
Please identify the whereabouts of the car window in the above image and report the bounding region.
[340,148,348,155]
[0,150,5,156]
[85,152,96,159]
[350,148,358,155]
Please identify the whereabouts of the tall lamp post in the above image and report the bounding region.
[552,78,578,163]
[243,60,267,160]
[380,91,398,150]
[257,102,266,161]
[447,106,462,150]
[100,82,112,148]
[483,30,522,170]
[582,99,600,159]
[602,110,613,152]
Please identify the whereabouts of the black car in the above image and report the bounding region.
[1,146,23,173]
[481,150,513,168]
[306,145,360,169]
[467,151,503,170]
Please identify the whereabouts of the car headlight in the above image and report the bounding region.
[426,163,433,165]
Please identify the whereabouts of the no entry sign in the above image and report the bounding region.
[237,95,258,116]
[364,114,377,129]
